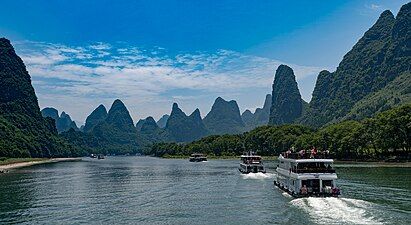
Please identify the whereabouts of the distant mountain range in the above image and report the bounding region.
[41,108,79,133]
[165,103,208,142]
[156,114,169,128]
[203,97,245,135]
[0,2,409,157]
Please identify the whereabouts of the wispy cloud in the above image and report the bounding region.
[14,41,323,124]
[365,3,383,12]
[370,4,381,10]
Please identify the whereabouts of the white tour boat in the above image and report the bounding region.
[239,152,266,174]
[189,153,207,162]
[274,151,340,197]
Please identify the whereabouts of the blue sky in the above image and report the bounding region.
[0,0,408,124]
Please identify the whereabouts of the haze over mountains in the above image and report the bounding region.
[242,94,271,130]
[0,2,410,157]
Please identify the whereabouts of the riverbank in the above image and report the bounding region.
[0,158,82,173]
[334,160,411,167]
[160,155,410,166]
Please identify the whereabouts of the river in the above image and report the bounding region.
[0,157,410,224]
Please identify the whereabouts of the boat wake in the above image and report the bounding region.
[281,192,293,198]
[290,197,385,225]
[241,172,275,180]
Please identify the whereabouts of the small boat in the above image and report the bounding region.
[90,154,97,158]
[274,150,341,197]
[97,154,105,160]
[239,152,266,174]
[189,153,207,162]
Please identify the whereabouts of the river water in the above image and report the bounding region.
[0,157,409,224]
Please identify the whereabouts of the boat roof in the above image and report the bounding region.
[240,155,262,158]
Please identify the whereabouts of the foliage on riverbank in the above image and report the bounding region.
[146,104,411,160]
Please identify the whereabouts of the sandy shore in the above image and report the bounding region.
[0,158,81,172]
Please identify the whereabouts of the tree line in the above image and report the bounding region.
[146,104,411,161]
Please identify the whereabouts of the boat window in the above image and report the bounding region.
[294,162,335,173]
[301,179,320,193]
[322,180,333,187]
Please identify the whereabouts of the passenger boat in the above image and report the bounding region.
[97,154,105,160]
[274,150,340,197]
[239,152,266,174]
[189,153,207,162]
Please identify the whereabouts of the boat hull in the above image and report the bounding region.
[189,158,207,162]
[239,164,266,174]
[274,180,340,198]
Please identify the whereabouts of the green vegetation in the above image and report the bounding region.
[269,65,303,125]
[41,107,79,133]
[83,104,107,132]
[300,5,410,127]
[67,99,149,155]
[343,72,411,121]
[0,38,81,158]
[203,97,245,134]
[165,103,208,142]
[1,3,410,160]
[147,104,411,161]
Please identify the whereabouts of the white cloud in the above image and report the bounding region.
[14,41,323,124]
[365,4,383,12]
[370,4,381,10]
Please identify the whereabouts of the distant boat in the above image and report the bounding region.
[189,153,207,162]
[90,154,97,158]
[239,152,266,174]
[274,150,341,197]
[97,154,105,160]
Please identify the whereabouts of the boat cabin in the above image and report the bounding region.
[239,153,266,174]
[240,155,262,164]
[275,151,340,197]
[189,153,207,162]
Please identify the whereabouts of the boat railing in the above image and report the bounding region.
[242,160,263,165]
[291,168,336,173]
[283,152,332,159]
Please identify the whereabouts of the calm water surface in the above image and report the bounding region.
[0,157,410,224]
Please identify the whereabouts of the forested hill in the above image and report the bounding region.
[165,103,208,142]
[300,3,411,127]
[0,38,79,158]
[203,97,245,134]
[269,65,303,125]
